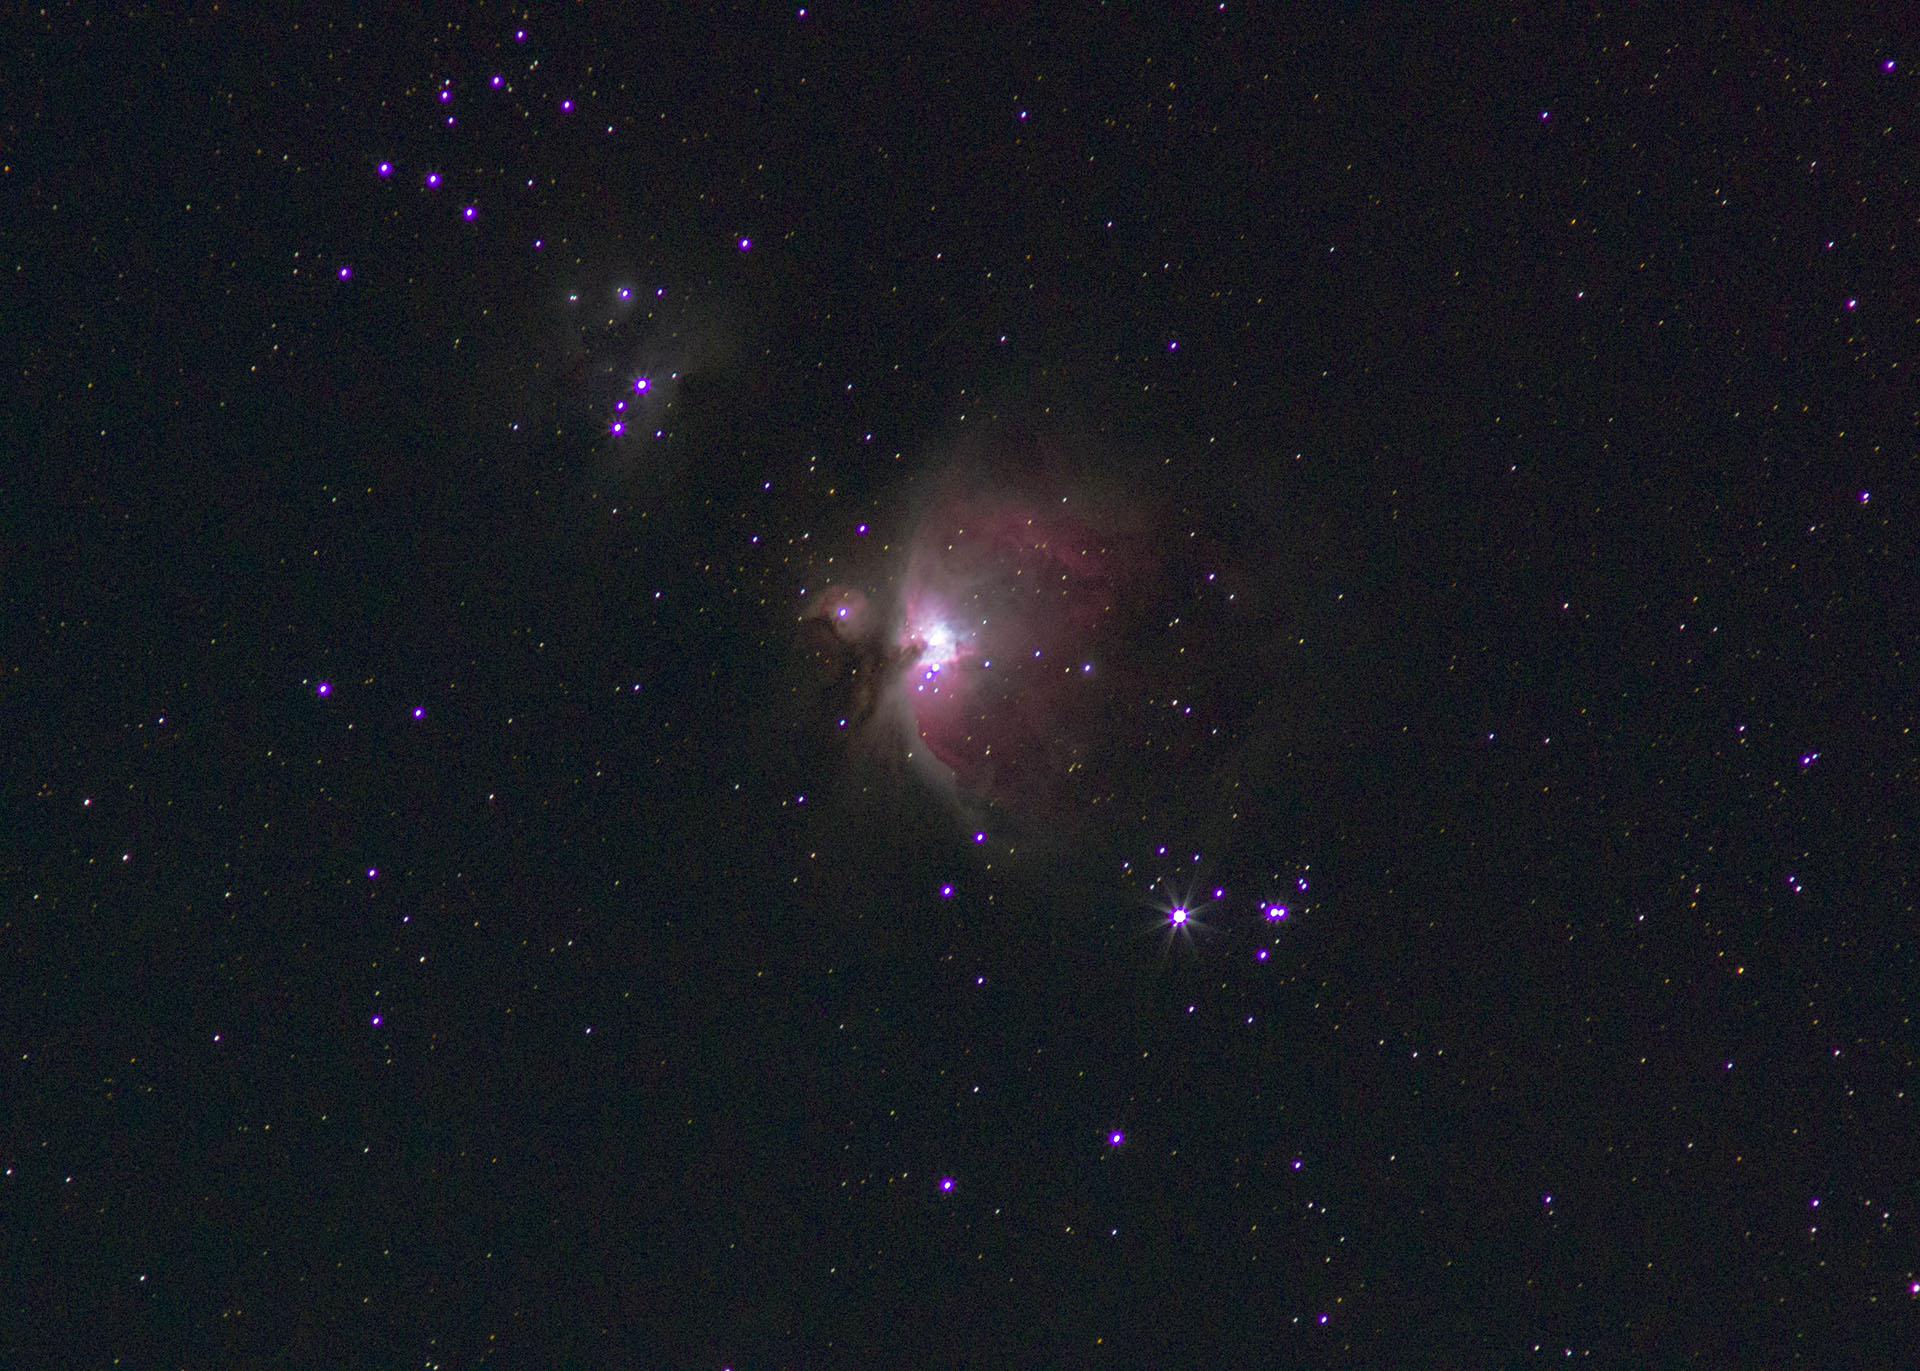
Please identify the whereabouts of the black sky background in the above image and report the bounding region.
[7,3,1919,1366]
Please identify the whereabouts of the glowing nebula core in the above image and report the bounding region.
[800,446,1275,842]
[892,495,1129,818]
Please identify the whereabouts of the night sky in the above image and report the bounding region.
[9,4,1919,1366]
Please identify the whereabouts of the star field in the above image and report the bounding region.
[7,4,1920,1366]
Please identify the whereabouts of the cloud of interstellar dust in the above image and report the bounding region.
[789,381,1402,898]
[796,418,1187,851]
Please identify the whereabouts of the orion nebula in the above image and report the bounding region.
[798,431,1276,845]
[888,488,1131,817]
